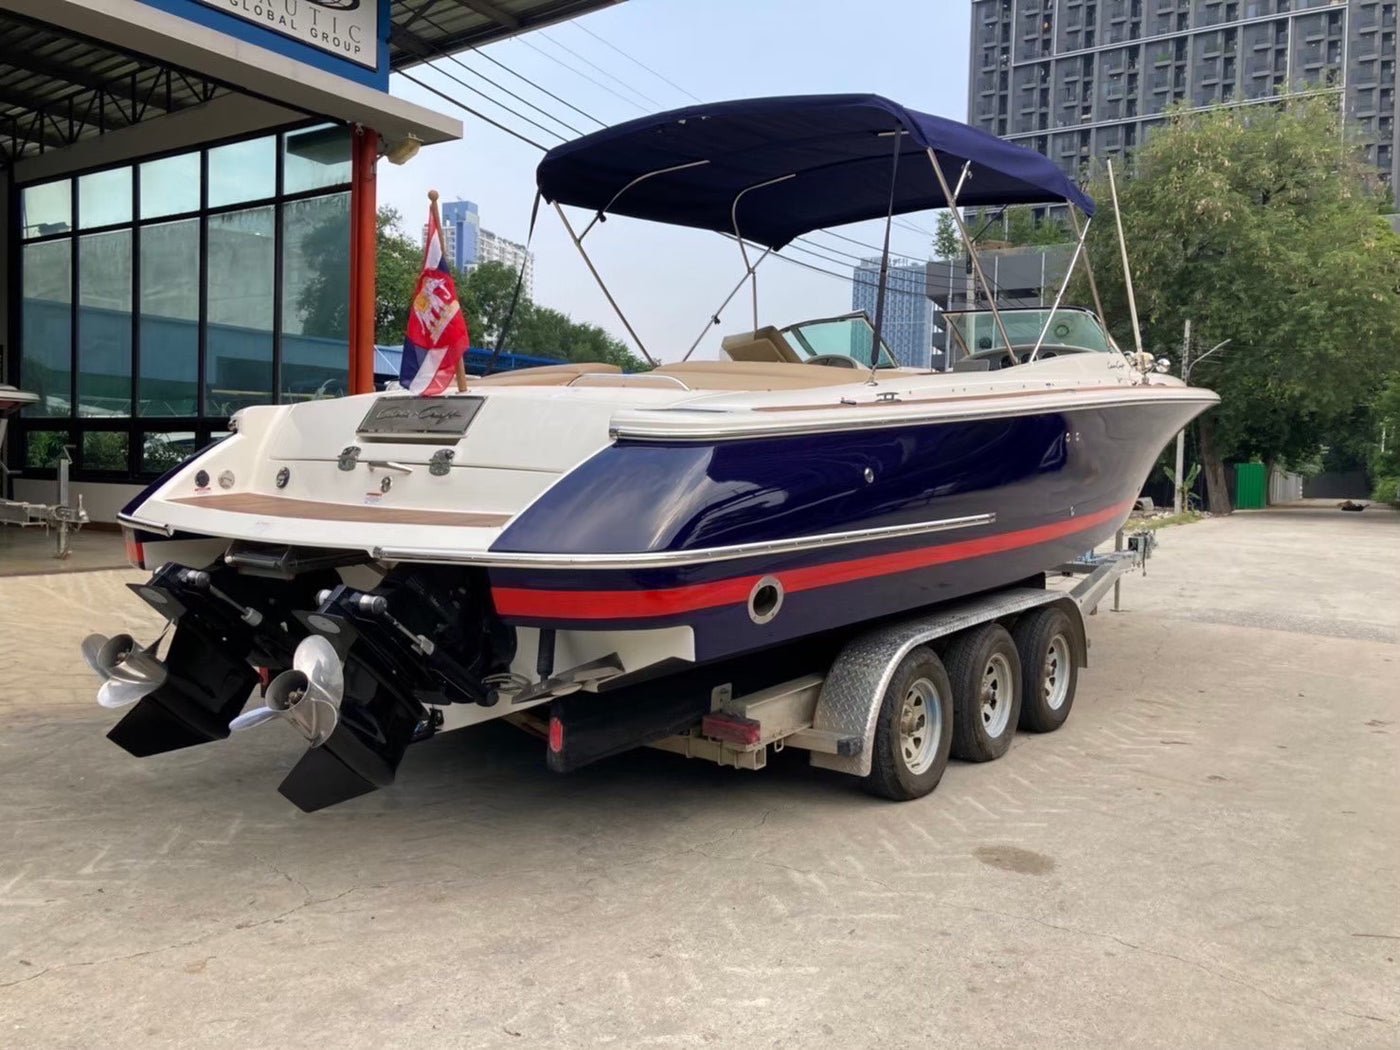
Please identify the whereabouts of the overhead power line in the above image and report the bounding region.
[572,21,704,104]
[536,29,664,108]
[399,0,603,133]
[516,36,651,115]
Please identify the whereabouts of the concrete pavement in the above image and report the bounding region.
[1,505,1396,1049]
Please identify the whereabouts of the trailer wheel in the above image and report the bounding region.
[1012,606,1078,733]
[864,646,953,801]
[945,624,1022,762]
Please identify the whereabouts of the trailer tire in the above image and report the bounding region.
[945,624,1022,762]
[1012,606,1078,733]
[863,646,953,801]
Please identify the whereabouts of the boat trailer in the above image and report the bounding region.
[0,445,88,559]
[520,530,1156,801]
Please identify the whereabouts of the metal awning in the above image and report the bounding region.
[0,0,625,170]
[0,11,226,167]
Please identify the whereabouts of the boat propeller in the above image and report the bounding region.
[229,635,344,747]
[80,633,169,709]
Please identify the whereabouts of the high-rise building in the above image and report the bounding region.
[969,1,1398,186]
[851,258,934,368]
[478,227,536,298]
[424,198,479,272]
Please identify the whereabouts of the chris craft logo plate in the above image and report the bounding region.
[193,0,379,70]
[357,396,484,440]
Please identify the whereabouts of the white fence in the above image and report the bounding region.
[1269,468,1304,505]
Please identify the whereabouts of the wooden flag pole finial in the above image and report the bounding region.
[427,189,469,393]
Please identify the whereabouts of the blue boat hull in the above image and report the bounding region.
[487,401,1205,663]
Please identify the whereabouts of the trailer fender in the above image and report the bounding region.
[810,587,1059,778]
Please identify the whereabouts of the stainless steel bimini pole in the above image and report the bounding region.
[553,202,658,366]
[730,174,797,332]
[1106,159,1145,358]
[925,148,1014,355]
[578,159,711,241]
[1066,207,1107,323]
[1029,214,1092,361]
[681,241,774,361]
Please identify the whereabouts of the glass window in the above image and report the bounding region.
[20,240,72,417]
[139,220,200,416]
[207,136,276,208]
[281,192,350,402]
[21,180,71,239]
[206,206,275,414]
[77,230,133,417]
[79,167,133,229]
[140,431,196,474]
[24,430,71,469]
[780,314,899,368]
[283,125,351,194]
[82,430,129,472]
[140,153,201,219]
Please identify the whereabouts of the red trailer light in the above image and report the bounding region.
[548,715,564,753]
[701,712,763,747]
[123,530,145,570]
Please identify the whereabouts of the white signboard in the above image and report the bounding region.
[195,0,380,71]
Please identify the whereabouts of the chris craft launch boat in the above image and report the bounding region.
[87,95,1216,809]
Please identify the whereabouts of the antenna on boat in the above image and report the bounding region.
[428,190,469,393]
[864,127,906,384]
[1105,160,1146,362]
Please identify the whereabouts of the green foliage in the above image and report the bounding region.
[24,431,70,469]
[375,206,433,346]
[934,212,961,261]
[459,261,526,347]
[373,209,646,371]
[1369,376,1400,500]
[1164,462,1201,490]
[972,206,1071,246]
[1073,98,1400,470]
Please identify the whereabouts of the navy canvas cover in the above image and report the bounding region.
[536,94,1094,249]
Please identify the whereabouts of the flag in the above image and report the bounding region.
[399,206,470,395]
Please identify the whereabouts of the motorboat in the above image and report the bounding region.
[0,384,39,421]
[85,95,1217,809]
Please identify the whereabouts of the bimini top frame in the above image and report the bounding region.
[534,94,1097,369]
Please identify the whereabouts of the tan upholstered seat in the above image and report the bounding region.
[650,360,876,391]
[470,362,621,387]
[720,327,803,364]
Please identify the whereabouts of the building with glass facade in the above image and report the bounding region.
[1,0,615,521]
[18,125,355,476]
[850,258,935,368]
[424,198,481,272]
[969,1,1398,185]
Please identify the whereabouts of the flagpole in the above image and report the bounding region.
[428,190,470,393]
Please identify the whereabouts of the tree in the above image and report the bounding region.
[934,212,961,261]
[459,261,526,347]
[1072,98,1400,513]
[375,206,432,346]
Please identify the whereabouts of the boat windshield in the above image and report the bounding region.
[944,308,1115,355]
[781,313,901,368]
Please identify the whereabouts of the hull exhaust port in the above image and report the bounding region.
[748,575,784,625]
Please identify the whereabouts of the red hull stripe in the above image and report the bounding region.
[491,500,1134,621]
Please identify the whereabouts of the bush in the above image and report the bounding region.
[1372,476,1400,506]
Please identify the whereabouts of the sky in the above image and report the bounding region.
[380,0,972,361]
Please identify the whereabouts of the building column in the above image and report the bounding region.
[348,125,378,395]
